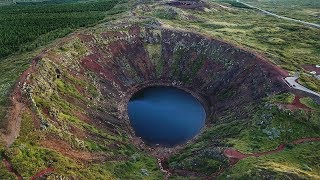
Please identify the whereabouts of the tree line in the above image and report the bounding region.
[0,0,123,59]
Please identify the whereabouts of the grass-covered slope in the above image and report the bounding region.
[1,31,164,179]
[148,0,320,92]
[168,100,320,178]
[219,141,320,179]
[0,0,129,126]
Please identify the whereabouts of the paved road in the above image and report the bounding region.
[236,0,320,29]
[285,76,320,98]
[233,1,320,97]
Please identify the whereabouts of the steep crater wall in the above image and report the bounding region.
[25,25,288,149]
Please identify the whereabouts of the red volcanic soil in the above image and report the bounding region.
[223,149,247,165]
[2,50,47,146]
[291,95,309,109]
[31,167,55,180]
[284,95,310,111]
[302,64,320,75]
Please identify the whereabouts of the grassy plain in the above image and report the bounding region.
[242,0,320,24]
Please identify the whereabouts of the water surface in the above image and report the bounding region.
[128,86,206,147]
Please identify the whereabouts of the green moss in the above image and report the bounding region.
[87,84,100,98]
[58,38,88,58]
[198,23,226,30]
[7,145,52,178]
[34,93,73,113]
[176,102,319,170]
[145,44,163,77]
[217,89,237,100]
[171,48,183,79]
[298,74,320,94]
[0,159,16,180]
[16,111,42,145]
[190,54,206,79]
[84,140,106,152]
[267,37,286,45]
[268,93,295,104]
[300,97,320,110]
[75,163,115,179]
[228,106,320,153]
[110,153,163,179]
[200,120,247,141]
[170,154,224,175]
[51,93,75,112]
[3,111,47,178]
[7,142,117,179]
[58,112,120,142]
[153,8,177,20]
[55,79,85,101]
[171,48,206,83]
[222,1,254,9]
[0,51,33,126]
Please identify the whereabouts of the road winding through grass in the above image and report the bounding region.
[236,0,320,29]
[285,76,320,98]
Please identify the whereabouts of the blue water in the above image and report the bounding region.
[128,86,206,147]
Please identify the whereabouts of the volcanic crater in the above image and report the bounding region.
[3,24,294,178]
[21,24,289,147]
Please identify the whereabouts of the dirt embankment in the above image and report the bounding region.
[280,95,310,111]
[0,51,46,147]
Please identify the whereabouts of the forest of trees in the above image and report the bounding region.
[0,0,123,58]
